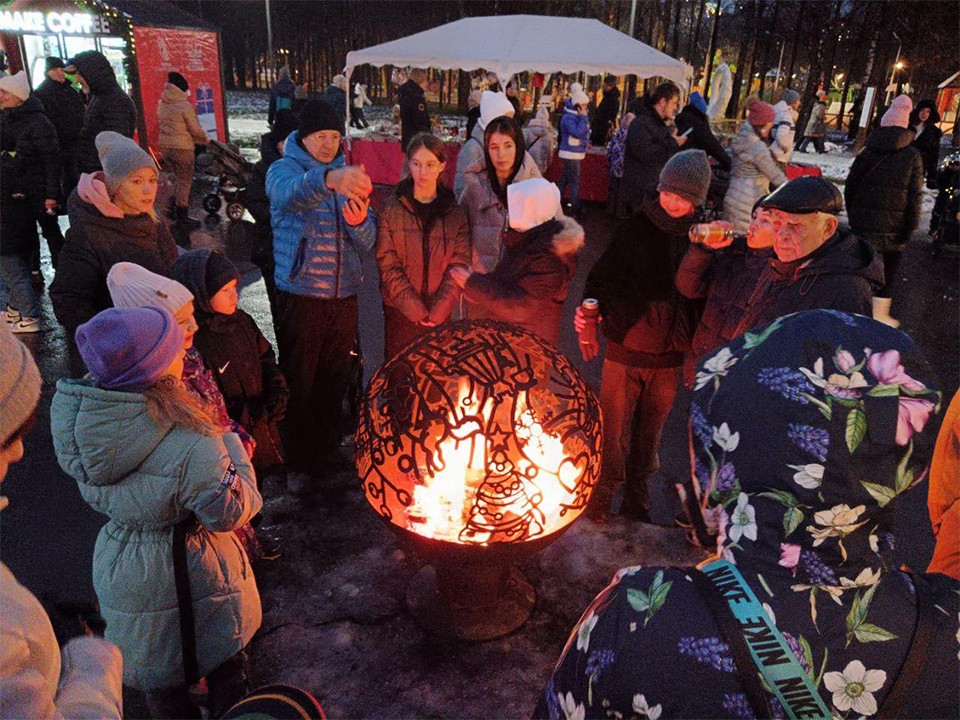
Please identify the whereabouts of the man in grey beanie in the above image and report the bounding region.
[771,89,801,166]
[577,149,711,522]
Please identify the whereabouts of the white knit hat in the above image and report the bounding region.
[569,82,590,107]
[479,91,515,130]
[0,70,30,102]
[107,262,194,314]
[507,178,561,231]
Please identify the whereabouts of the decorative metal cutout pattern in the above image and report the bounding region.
[356,321,602,545]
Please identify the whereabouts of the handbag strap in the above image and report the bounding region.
[173,516,200,685]
[693,559,832,719]
[876,572,938,718]
[689,568,774,719]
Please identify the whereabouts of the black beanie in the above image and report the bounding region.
[298,98,344,139]
[168,72,189,92]
[46,56,65,71]
[204,251,240,300]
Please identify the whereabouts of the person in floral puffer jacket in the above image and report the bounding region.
[537,310,959,720]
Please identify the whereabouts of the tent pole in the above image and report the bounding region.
[344,66,353,146]
[265,0,275,83]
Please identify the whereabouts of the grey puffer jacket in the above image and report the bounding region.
[524,119,557,175]
[722,122,787,233]
[458,152,543,273]
[453,123,485,199]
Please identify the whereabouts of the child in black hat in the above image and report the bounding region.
[172,249,289,485]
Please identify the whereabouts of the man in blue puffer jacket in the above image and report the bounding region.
[266,99,375,496]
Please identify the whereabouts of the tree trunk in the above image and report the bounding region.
[759,0,781,100]
[821,1,843,92]
[670,0,683,57]
[688,0,707,71]
[785,2,806,88]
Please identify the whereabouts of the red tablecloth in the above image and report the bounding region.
[346,138,460,188]
[544,151,610,202]
[785,163,823,179]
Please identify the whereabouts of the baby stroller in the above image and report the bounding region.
[930,150,959,255]
[197,140,253,221]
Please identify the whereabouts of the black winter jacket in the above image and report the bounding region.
[172,248,289,471]
[464,216,584,346]
[675,104,731,171]
[34,77,84,145]
[0,96,61,256]
[585,194,701,368]
[909,100,944,184]
[50,189,178,332]
[0,95,60,207]
[397,80,431,151]
[238,134,283,264]
[591,86,620,146]
[619,98,679,216]
[675,238,773,385]
[734,228,883,336]
[69,51,137,174]
[845,126,924,252]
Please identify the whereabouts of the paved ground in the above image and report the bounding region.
[2,175,956,718]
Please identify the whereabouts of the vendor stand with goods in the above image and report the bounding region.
[342,14,692,199]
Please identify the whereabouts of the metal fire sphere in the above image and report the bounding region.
[357,320,602,550]
[356,321,603,641]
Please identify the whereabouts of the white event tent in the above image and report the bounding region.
[344,14,692,127]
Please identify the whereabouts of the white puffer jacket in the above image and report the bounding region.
[770,100,798,164]
[722,122,788,233]
[0,561,123,719]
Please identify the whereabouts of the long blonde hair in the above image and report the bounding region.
[143,376,220,436]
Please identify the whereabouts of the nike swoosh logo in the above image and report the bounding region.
[218,361,230,374]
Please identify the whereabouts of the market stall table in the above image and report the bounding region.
[347,135,461,187]
[544,147,610,203]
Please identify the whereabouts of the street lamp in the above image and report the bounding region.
[886,31,902,103]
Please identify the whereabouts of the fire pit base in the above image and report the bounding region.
[406,561,536,642]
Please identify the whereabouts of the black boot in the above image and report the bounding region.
[175,205,202,231]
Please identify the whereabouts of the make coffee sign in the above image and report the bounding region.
[0,10,114,35]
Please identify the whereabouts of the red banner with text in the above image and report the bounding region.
[133,26,225,152]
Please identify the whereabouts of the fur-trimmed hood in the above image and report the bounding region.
[549,215,585,257]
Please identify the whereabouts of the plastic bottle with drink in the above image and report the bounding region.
[689,222,735,250]
[578,298,601,362]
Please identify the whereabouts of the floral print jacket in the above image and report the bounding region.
[537,310,959,720]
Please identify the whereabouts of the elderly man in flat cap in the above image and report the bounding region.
[679,176,884,366]
[738,176,883,329]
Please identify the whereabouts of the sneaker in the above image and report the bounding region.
[255,527,283,561]
[5,305,20,324]
[10,317,41,334]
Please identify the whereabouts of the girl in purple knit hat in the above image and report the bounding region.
[51,307,263,718]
